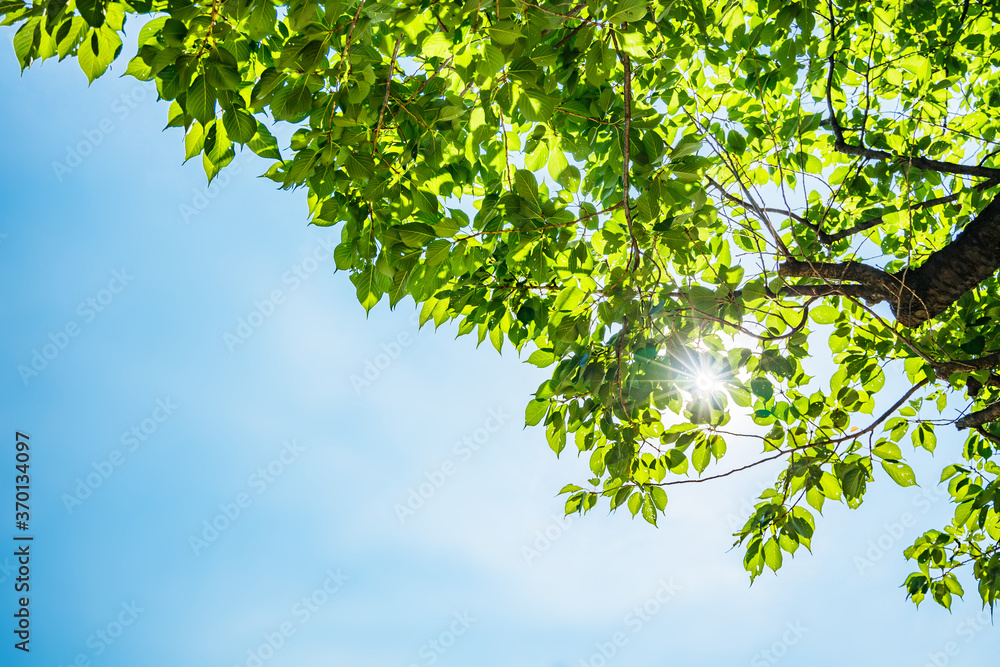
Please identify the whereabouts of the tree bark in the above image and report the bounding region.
[779,192,1000,327]
[957,401,1000,429]
[891,192,1000,326]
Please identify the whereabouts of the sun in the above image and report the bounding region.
[694,370,723,394]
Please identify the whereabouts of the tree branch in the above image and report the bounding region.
[708,176,808,225]
[821,178,1000,244]
[612,32,639,272]
[957,401,1000,429]
[337,0,367,76]
[781,189,1000,327]
[373,36,402,146]
[974,425,1000,446]
[892,191,1000,326]
[778,283,889,302]
[826,52,1000,179]
[778,260,901,298]
[935,352,1000,376]
[934,352,1000,396]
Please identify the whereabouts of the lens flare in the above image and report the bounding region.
[694,371,721,393]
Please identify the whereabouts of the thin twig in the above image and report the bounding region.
[611,31,639,272]
[374,36,403,145]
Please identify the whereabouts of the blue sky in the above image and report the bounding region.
[0,26,997,667]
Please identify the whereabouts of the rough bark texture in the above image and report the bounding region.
[892,193,1000,326]
[957,400,1000,429]
[779,192,1000,328]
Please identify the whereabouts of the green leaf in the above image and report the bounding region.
[607,0,647,22]
[351,266,385,312]
[124,55,152,80]
[184,122,205,161]
[186,75,216,124]
[478,44,505,77]
[819,472,843,500]
[422,33,450,59]
[425,239,451,266]
[333,243,353,270]
[912,423,936,452]
[346,153,375,180]
[873,442,902,461]
[691,443,710,475]
[207,51,242,91]
[13,20,38,71]
[525,400,548,426]
[527,349,557,367]
[76,0,106,28]
[649,486,667,511]
[77,27,120,83]
[489,21,523,45]
[810,304,839,325]
[553,285,585,311]
[514,169,538,201]
[249,122,282,160]
[839,463,868,500]
[223,109,257,144]
[882,461,917,488]
[641,491,657,525]
[763,538,783,572]
[204,121,233,167]
[627,491,642,517]
[750,377,773,401]
[547,145,569,182]
[248,0,277,40]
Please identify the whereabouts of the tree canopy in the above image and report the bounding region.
[6,0,1000,611]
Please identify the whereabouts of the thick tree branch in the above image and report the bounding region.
[782,191,1000,327]
[933,352,1000,396]
[892,191,1000,326]
[778,283,888,302]
[778,260,901,301]
[974,425,1000,446]
[898,156,1000,180]
[957,401,1000,429]
[961,374,1000,397]
[936,352,1000,376]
